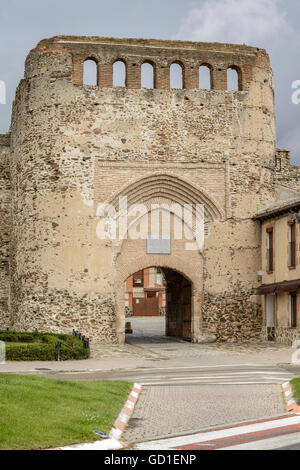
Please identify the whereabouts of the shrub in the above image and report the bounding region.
[0,331,90,361]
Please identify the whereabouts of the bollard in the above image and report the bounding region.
[71,330,90,353]
[56,341,61,361]
[292,340,300,364]
[0,341,5,364]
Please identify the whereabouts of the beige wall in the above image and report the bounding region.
[261,216,300,284]
[261,215,300,343]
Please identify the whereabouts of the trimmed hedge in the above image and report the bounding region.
[0,331,90,361]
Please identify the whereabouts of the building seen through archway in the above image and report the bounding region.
[125,267,192,341]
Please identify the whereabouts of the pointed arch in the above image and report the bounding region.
[109,173,224,222]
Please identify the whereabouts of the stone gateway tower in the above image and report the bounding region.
[0,36,286,343]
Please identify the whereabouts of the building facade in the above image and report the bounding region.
[0,36,299,343]
[256,197,300,344]
[125,267,166,317]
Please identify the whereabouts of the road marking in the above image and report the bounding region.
[117,370,291,377]
[130,363,276,371]
[111,370,293,385]
[140,381,290,385]
[152,372,290,379]
[130,376,290,383]
[135,415,300,450]
[218,432,300,450]
[104,370,292,382]
[169,377,289,382]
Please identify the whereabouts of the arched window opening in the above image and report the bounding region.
[113,60,126,87]
[141,62,154,89]
[83,59,98,86]
[199,65,212,90]
[227,67,240,91]
[170,63,183,89]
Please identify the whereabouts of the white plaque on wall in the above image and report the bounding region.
[147,235,171,254]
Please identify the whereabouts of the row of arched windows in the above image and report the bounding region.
[82,59,242,91]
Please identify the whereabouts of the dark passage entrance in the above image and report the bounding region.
[125,266,192,341]
[163,268,192,341]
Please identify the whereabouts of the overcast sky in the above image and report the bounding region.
[0,0,299,162]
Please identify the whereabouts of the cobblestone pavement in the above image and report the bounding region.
[127,336,291,358]
[73,334,293,363]
[90,337,291,362]
[123,384,286,443]
[121,318,291,443]
[197,341,292,354]
[88,315,292,361]
[90,342,160,359]
[126,317,292,357]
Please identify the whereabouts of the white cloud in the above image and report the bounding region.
[175,0,300,163]
[175,0,290,46]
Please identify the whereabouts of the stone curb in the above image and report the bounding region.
[282,381,300,414]
[109,383,142,441]
[47,382,142,450]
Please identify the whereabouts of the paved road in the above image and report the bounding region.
[1,317,297,447]
[33,362,294,385]
[39,361,293,444]
[126,316,293,362]
[277,442,300,450]
[134,414,300,450]
[128,316,166,336]
[74,363,293,385]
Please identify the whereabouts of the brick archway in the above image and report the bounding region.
[115,254,203,343]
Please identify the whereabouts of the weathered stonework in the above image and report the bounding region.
[275,149,300,191]
[0,35,297,343]
[203,287,262,343]
[0,134,10,329]
[262,326,300,344]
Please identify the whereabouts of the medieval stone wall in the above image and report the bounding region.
[275,148,300,191]
[7,36,277,342]
[0,134,10,329]
[262,325,300,344]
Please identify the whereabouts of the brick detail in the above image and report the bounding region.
[155,65,170,90]
[212,68,227,91]
[126,61,141,89]
[73,57,83,86]
[99,63,113,88]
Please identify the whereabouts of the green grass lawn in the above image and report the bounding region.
[291,377,300,401]
[0,374,132,450]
